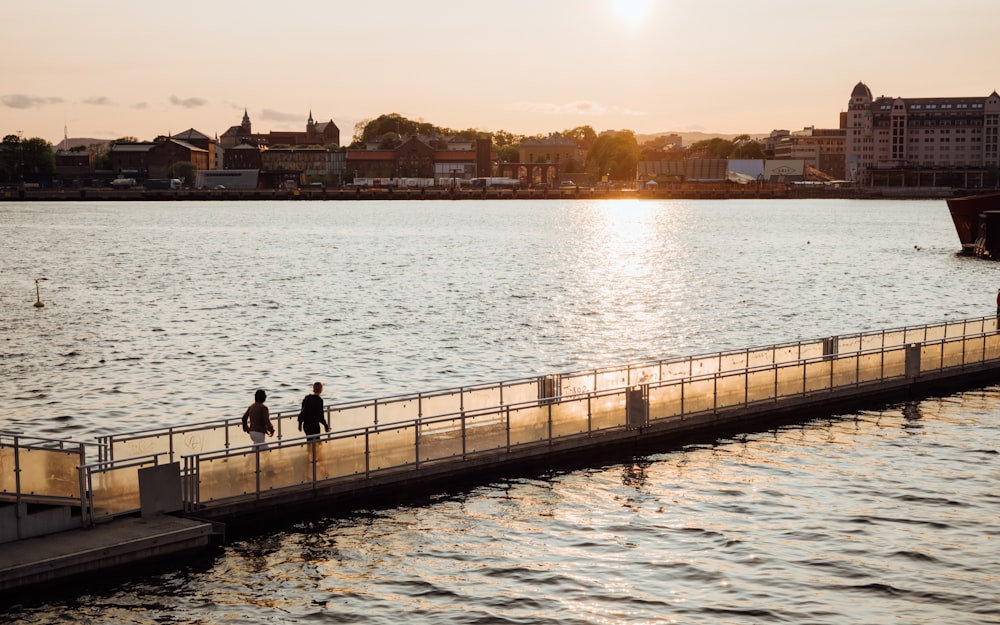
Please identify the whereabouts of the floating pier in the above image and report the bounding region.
[2,315,999,592]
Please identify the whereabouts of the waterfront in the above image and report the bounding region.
[1,199,998,623]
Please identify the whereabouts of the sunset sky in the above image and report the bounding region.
[3,0,997,145]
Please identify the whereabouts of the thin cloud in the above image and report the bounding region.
[260,108,303,122]
[508,100,609,116]
[169,95,207,108]
[2,94,64,109]
[83,96,114,106]
[132,102,148,110]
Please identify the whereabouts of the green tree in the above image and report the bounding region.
[585,130,639,182]
[562,125,597,151]
[168,161,197,187]
[1,135,55,183]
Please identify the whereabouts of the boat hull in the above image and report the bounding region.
[946,192,1000,252]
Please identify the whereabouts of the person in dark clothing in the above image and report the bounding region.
[298,381,329,439]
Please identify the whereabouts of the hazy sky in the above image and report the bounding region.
[3,0,997,144]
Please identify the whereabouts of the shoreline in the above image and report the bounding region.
[2,185,957,202]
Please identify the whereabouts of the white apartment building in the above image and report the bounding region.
[846,82,1000,187]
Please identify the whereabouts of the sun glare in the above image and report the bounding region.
[611,0,651,28]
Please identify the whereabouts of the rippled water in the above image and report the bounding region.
[2,199,998,623]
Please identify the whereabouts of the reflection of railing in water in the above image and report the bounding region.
[99,316,998,467]
[8,316,1000,526]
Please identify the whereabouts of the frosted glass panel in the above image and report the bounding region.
[551,397,589,437]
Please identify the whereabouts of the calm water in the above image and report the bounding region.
[1,199,998,623]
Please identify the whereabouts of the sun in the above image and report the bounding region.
[610,0,652,28]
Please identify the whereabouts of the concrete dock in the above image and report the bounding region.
[0,514,215,593]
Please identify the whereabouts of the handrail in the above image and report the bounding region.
[102,315,998,464]
[179,328,1000,511]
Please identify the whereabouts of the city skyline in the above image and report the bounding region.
[2,0,998,145]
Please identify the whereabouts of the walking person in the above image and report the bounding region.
[298,381,329,439]
[242,389,275,445]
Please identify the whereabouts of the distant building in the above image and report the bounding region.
[517,133,583,167]
[109,138,209,180]
[260,147,346,188]
[347,136,490,184]
[170,129,217,170]
[846,82,1000,187]
[223,143,263,170]
[54,149,95,183]
[219,110,340,149]
[769,127,846,180]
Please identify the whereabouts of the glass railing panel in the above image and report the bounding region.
[315,434,367,481]
[330,404,376,431]
[551,397,590,437]
[376,397,419,426]
[945,321,967,339]
[648,382,683,420]
[463,387,503,412]
[721,352,748,372]
[986,334,1000,360]
[832,355,859,387]
[9,447,80,498]
[683,378,716,414]
[883,347,906,378]
[502,380,541,406]
[883,329,906,348]
[629,364,661,386]
[258,444,312,491]
[715,372,747,409]
[509,405,548,446]
[799,341,825,360]
[837,336,861,354]
[857,353,885,383]
[421,391,462,420]
[173,425,232,460]
[805,361,832,393]
[941,339,966,368]
[561,372,595,396]
[746,369,776,403]
[690,356,720,377]
[464,412,508,455]
[90,464,145,517]
[0,443,15,495]
[595,368,629,393]
[924,324,946,342]
[860,334,884,351]
[590,391,627,431]
[748,348,775,368]
[920,344,944,373]
[774,344,803,364]
[904,326,926,345]
[776,363,805,397]
[369,426,416,471]
[113,434,170,462]
[662,360,692,379]
[199,450,257,501]
[417,416,464,462]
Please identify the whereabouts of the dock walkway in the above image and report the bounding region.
[2,315,999,593]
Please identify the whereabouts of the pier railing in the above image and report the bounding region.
[177,320,1000,513]
[98,316,998,466]
[7,316,998,526]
